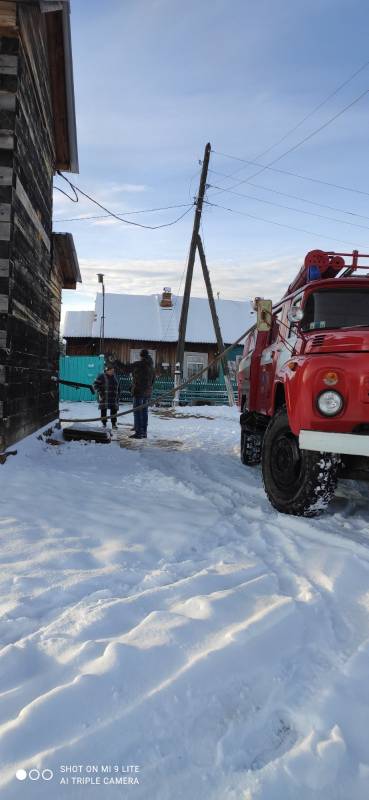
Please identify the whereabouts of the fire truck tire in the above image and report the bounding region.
[241,428,262,465]
[261,407,339,516]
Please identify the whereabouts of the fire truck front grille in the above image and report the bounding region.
[311,335,326,347]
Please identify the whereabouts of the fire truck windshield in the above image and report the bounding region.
[301,287,369,331]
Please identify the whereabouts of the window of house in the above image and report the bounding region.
[188,362,204,379]
[130,349,156,365]
[184,352,208,380]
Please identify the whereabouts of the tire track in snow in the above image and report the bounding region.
[0,588,300,797]
[2,404,369,799]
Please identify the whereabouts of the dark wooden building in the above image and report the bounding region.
[0,0,80,450]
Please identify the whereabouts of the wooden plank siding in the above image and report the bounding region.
[65,339,223,380]
[0,19,16,448]
[0,3,17,30]
[0,4,63,449]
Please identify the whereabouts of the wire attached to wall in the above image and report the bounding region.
[54,184,79,203]
[54,172,194,230]
[54,203,193,223]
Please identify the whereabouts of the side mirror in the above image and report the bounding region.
[287,307,304,324]
[254,298,272,332]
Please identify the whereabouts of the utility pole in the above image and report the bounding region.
[175,142,211,372]
[197,235,234,406]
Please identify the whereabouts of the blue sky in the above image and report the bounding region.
[58,0,369,317]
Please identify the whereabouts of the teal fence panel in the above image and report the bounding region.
[59,356,105,402]
[118,374,132,403]
[153,377,175,406]
[60,359,236,406]
[118,374,235,406]
[180,378,238,406]
[118,376,174,406]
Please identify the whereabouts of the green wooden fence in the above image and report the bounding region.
[117,374,237,406]
[59,356,104,401]
[59,356,237,406]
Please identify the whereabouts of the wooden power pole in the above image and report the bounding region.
[175,142,211,371]
[197,235,234,406]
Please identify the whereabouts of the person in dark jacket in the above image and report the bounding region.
[130,350,154,438]
[93,365,119,428]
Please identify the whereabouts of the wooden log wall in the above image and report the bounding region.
[0,4,61,450]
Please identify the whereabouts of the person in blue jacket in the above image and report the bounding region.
[129,350,155,438]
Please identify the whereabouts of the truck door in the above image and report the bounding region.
[285,294,304,357]
[258,307,283,414]
[274,299,300,374]
[238,329,256,410]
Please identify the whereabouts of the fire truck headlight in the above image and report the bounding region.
[317,390,344,416]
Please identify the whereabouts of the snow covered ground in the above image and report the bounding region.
[1,401,369,799]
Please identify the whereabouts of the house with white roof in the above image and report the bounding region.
[63,289,254,380]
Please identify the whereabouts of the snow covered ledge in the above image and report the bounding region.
[299,430,369,457]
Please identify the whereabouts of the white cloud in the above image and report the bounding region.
[62,254,299,312]
[108,183,148,193]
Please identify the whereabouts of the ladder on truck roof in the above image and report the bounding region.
[284,249,369,297]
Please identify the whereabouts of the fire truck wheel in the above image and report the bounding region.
[241,428,262,465]
[261,407,339,516]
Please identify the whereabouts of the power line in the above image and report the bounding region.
[208,168,369,221]
[207,182,369,232]
[54,185,79,203]
[212,86,369,197]
[254,59,369,161]
[54,173,194,230]
[213,58,369,186]
[203,199,368,248]
[188,167,201,202]
[209,160,369,198]
[54,203,193,223]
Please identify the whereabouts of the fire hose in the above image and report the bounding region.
[58,323,255,425]
[53,378,95,394]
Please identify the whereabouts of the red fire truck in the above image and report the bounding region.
[238,249,369,516]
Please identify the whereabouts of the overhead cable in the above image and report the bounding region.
[252,59,369,162]
[203,200,368,248]
[208,169,369,221]
[213,58,369,187]
[207,183,369,232]
[209,160,369,198]
[54,203,193,223]
[54,172,194,229]
[212,86,369,196]
[54,185,79,203]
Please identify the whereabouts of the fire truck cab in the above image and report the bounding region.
[238,249,369,516]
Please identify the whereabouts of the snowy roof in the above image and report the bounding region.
[62,293,254,344]
[62,309,95,338]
